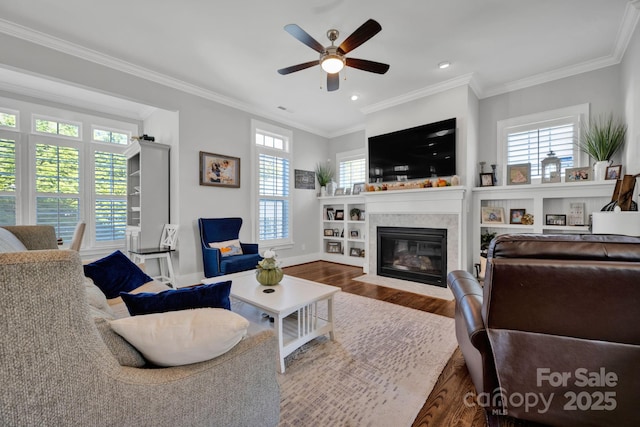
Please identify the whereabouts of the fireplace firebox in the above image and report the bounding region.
[376,227,447,287]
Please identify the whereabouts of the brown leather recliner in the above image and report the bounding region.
[448,233,640,427]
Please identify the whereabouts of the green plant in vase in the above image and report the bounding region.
[256,249,283,286]
[315,162,334,195]
[350,208,361,220]
[577,114,626,180]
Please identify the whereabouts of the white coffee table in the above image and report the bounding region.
[202,270,340,373]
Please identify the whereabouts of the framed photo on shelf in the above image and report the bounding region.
[507,163,531,185]
[606,165,622,180]
[326,241,342,253]
[350,248,362,257]
[323,229,334,236]
[479,173,494,187]
[545,214,567,226]
[335,209,344,220]
[350,229,359,238]
[565,166,590,182]
[326,208,335,220]
[352,182,365,195]
[509,209,526,224]
[199,151,240,188]
[334,187,345,196]
[568,202,585,226]
[481,207,505,224]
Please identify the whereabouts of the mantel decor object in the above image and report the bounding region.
[577,114,627,181]
[255,250,283,286]
[541,151,561,183]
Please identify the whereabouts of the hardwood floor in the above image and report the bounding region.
[283,261,539,427]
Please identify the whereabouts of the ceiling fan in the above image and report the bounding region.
[277,19,390,92]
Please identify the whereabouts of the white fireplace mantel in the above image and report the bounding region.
[363,186,466,215]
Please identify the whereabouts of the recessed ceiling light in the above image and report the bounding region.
[438,61,451,69]
[351,95,359,101]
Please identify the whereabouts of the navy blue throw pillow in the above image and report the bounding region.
[120,281,232,316]
[84,250,153,299]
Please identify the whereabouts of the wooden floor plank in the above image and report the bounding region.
[283,261,539,427]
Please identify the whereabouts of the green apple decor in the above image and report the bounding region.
[256,249,284,286]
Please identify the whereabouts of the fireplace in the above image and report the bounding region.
[376,227,447,287]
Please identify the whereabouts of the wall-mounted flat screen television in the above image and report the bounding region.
[368,118,456,183]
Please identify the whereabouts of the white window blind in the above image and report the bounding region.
[339,157,366,189]
[0,135,17,225]
[35,143,80,242]
[258,152,290,241]
[507,122,575,178]
[94,151,127,241]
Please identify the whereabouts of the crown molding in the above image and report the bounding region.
[360,73,475,115]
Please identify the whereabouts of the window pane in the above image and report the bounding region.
[0,138,16,192]
[339,158,366,189]
[0,196,16,225]
[35,118,79,138]
[35,144,80,193]
[36,196,79,242]
[259,153,289,197]
[95,199,127,241]
[0,112,17,128]
[259,199,289,240]
[93,128,129,145]
[95,151,127,195]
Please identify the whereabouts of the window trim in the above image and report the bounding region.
[32,114,82,141]
[251,119,293,249]
[497,104,589,185]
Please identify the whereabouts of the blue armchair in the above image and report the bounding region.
[199,217,262,278]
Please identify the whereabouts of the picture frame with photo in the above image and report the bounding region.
[335,210,344,220]
[565,166,590,182]
[507,163,531,185]
[479,173,494,187]
[199,151,240,188]
[350,229,359,238]
[334,187,345,196]
[510,209,526,224]
[606,165,622,180]
[568,202,585,226]
[349,247,362,257]
[545,214,567,226]
[326,241,342,253]
[352,182,365,195]
[481,206,505,224]
[323,229,334,236]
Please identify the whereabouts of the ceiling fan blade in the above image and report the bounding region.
[338,19,382,54]
[278,60,320,75]
[327,73,339,91]
[345,58,390,74]
[284,24,325,54]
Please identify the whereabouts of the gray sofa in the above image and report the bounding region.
[0,227,280,426]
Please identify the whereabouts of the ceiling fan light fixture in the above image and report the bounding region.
[438,61,451,69]
[321,55,345,74]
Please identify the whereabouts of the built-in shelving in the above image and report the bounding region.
[319,195,366,267]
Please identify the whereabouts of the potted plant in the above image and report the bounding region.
[315,162,334,196]
[350,208,361,221]
[577,115,627,180]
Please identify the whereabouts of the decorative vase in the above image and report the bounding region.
[320,186,327,197]
[326,180,336,197]
[593,160,611,181]
[256,267,284,286]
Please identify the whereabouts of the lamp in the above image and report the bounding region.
[321,47,345,74]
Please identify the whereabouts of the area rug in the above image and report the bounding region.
[353,274,455,301]
[277,292,457,427]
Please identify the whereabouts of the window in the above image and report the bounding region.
[0,101,136,250]
[498,104,588,183]
[253,120,292,247]
[337,149,366,189]
[33,115,81,139]
[0,109,18,129]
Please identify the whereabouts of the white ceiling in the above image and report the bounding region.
[0,0,638,137]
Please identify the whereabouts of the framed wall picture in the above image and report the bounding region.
[545,214,567,226]
[606,165,622,180]
[199,151,240,188]
[507,163,531,185]
[481,207,505,224]
[565,166,590,182]
[479,173,494,187]
[294,169,316,189]
[510,209,526,224]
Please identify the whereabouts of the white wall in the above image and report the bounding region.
[478,65,624,171]
[621,20,640,175]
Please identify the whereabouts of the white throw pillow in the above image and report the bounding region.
[0,228,28,252]
[109,308,249,367]
[208,239,243,257]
